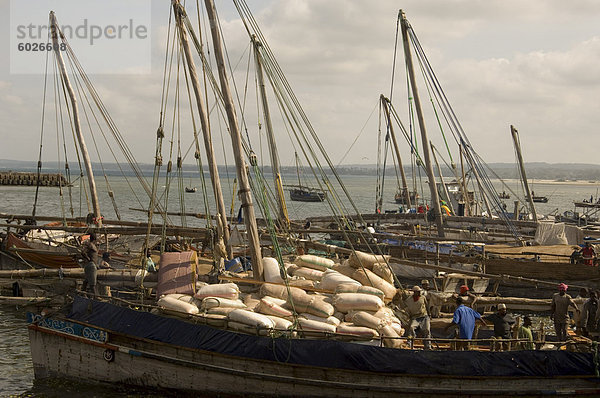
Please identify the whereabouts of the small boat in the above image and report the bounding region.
[532,196,548,203]
[288,185,326,202]
[285,152,326,202]
[185,187,197,193]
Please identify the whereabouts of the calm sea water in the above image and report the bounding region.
[0,173,598,395]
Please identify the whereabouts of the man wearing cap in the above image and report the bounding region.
[404,285,431,350]
[551,283,580,342]
[483,303,516,350]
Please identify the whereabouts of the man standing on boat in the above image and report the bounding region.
[484,304,516,350]
[581,242,596,266]
[404,285,431,350]
[580,290,600,338]
[444,296,486,350]
[551,283,580,342]
[81,233,99,295]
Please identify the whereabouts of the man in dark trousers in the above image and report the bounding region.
[81,233,99,295]
[484,303,515,350]
[551,283,580,342]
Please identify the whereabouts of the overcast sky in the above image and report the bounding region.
[1,0,599,169]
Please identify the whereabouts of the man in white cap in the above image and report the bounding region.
[404,285,431,349]
[483,303,516,350]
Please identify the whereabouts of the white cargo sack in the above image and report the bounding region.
[335,283,385,301]
[299,312,341,326]
[348,251,390,270]
[336,323,379,338]
[291,266,324,281]
[256,296,293,318]
[295,254,335,271]
[228,309,275,329]
[195,283,240,300]
[318,269,361,291]
[263,257,284,284]
[157,295,199,315]
[264,315,294,330]
[332,293,384,312]
[298,317,337,333]
[201,297,247,310]
[351,268,396,302]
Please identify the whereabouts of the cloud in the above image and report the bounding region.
[1,0,600,167]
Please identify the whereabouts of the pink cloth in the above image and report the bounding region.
[558,283,568,291]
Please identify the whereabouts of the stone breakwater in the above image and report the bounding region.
[0,172,70,187]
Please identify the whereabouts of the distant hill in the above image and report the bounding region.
[1,159,599,181]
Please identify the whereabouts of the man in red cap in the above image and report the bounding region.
[551,283,580,342]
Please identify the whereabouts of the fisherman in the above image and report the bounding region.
[550,283,580,342]
[580,290,600,338]
[581,242,596,266]
[483,303,516,350]
[404,285,432,350]
[444,296,486,350]
[81,233,99,295]
[517,316,535,350]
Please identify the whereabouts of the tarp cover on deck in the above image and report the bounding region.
[69,296,595,378]
[534,222,583,245]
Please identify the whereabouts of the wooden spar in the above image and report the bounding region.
[511,125,538,222]
[0,223,209,238]
[459,144,470,216]
[399,11,444,237]
[204,0,263,280]
[252,36,289,225]
[49,12,102,227]
[380,95,411,209]
[0,268,157,282]
[173,1,231,257]
[430,142,454,214]
[464,149,493,217]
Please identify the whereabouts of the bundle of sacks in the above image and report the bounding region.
[156,252,405,348]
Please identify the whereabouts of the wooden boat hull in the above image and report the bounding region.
[27,298,600,397]
[4,233,80,268]
[289,188,326,202]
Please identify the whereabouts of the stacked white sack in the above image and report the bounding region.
[318,269,361,291]
[263,257,284,284]
[295,254,335,271]
[228,309,275,329]
[195,283,240,300]
[157,294,200,315]
[332,293,384,312]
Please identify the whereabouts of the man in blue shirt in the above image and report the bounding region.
[445,297,487,349]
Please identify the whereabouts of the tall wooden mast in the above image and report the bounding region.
[50,12,102,227]
[204,0,263,279]
[172,1,231,256]
[400,10,444,237]
[511,125,537,222]
[380,95,411,209]
[252,35,289,225]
